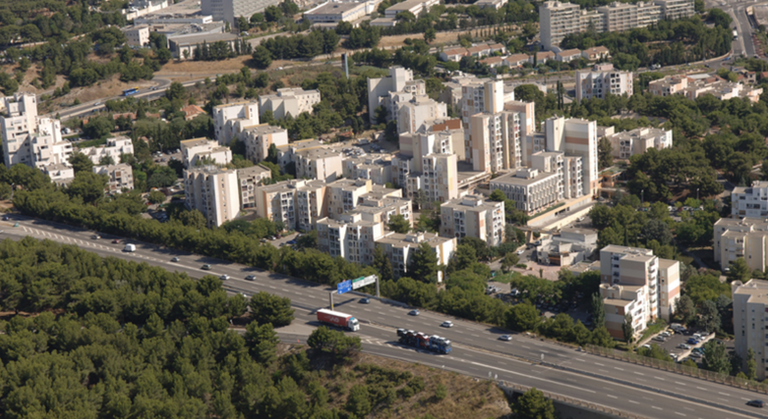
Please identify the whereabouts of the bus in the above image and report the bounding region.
[122,87,139,96]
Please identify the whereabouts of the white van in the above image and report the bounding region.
[124,244,136,252]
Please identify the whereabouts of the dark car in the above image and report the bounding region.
[112,239,120,244]
[2,216,9,221]
[202,264,212,270]
[748,400,764,408]
[408,309,420,316]
[360,298,370,304]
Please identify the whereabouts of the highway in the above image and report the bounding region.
[710,0,759,58]
[2,215,768,418]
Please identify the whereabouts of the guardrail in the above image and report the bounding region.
[498,381,647,419]
[585,344,768,393]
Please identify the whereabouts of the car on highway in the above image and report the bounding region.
[13,222,18,227]
[441,321,454,328]
[92,234,100,239]
[220,274,230,280]
[408,309,420,316]
[245,275,256,281]
[359,298,370,304]
[2,216,9,221]
[202,264,212,270]
[171,257,180,262]
[498,335,513,341]
[112,239,120,243]
[747,400,764,408]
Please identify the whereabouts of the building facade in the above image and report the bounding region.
[1,94,73,169]
[575,63,634,102]
[258,87,322,119]
[602,126,672,159]
[714,217,768,272]
[731,181,768,218]
[236,164,272,209]
[213,101,260,145]
[79,137,134,165]
[240,124,289,164]
[184,166,241,227]
[375,232,456,278]
[180,138,232,168]
[439,195,505,246]
[367,66,426,123]
[93,163,134,194]
[732,279,768,381]
[201,0,281,24]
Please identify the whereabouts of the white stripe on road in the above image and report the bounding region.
[607,394,618,399]
[634,372,644,376]
[614,367,624,371]
[594,362,605,366]
[651,406,662,410]
[628,400,639,404]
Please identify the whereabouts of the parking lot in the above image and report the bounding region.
[644,325,714,364]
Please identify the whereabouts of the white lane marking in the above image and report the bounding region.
[696,387,706,391]
[469,361,596,394]
[574,358,585,362]
[718,392,730,396]
[655,377,665,381]
[594,362,605,366]
[634,372,644,376]
[652,406,662,410]
[521,346,531,349]
[676,382,685,385]
[606,394,617,399]
[628,400,639,404]
[675,413,686,417]
[614,367,624,371]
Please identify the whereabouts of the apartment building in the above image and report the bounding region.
[732,279,768,381]
[253,179,301,229]
[575,63,634,102]
[458,78,507,126]
[475,0,508,9]
[212,101,259,145]
[439,195,505,246]
[258,87,321,119]
[317,214,386,264]
[599,245,681,338]
[731,181,768,219]
[125,25,150,46]
[239,124,289,164]
[1,94,73,169]
[296,179,330,232]
[490,167,561,214]
[79,137,134,165]
[713,217,768,271]
[649,74,764,103]
[303,1,368,26]
[601,126,672,159]
[184,166,240,228]
[326,179,401,217]
[539,0,694,49]
[180,138,232,168]
[469,111,520,173]
[394,130,460,209]
[342,153,393,186]
[375,232,456,278]
[397,96,448,134]
[93,163,134,194]
[201,0,281,24]
[537,227,597,266]
[43,164,75,187]
[384,0,439,18]
[544,116,599,196]
[367,66,426,123]
[236,164,271,209]
[294,147,343,183]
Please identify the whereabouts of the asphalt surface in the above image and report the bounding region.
[2,215,768,418]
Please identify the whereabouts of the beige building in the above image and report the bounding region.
[180,138,232,168]
[253,179,307,230]
[731,279,768,381]
[458,78,507,126]
[236,164,272,209]
[544,116,599,196]
[539,1,582,50]
[367,66,426,123]
[295,147,343,183]
[489,167,562,214]
[599,245,681,338]
[654,0,694,19]
[575,63,634,102]
[649,74,764,103]
[601,126,672,159]
[375,232,456,278]
[396,96,448,134]
[125,25,150,47]
[258,87,322,119]
[239,124,289,164]
[537,227,598,266]
[212,101,259,145]
[317,215,386,264]
[395,130,460,209]
[79,137,134,166]
[440,195,505,246]
[384,0,439,18]
[714,217,768,272]
[43,163,75,187]
[169,32,240,60]
[342,153,393,186]
[731,181,768,219]
[93,163,134,194]
[201,0,281,25]
[184,166,241,227]
[303,1,368,26]
[468,110,527,173]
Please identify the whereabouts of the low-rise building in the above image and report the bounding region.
[537,227,597,266]
[79,137,134,165]
[490,167,562,214]
[93,163,134,194]
[213,101,260,145]
[504,53,530,67]
[258,87,321,119]
[439,47,468,62]
[43,164,75,187]
[731,181,768,219]
[384,0,439,18]
[303,1,368,26]
[475,0,508,9]
[714,217,768,271]
[556,49,582,63]
[239,124,289,164]
[375,232,456,278]
[649,73,763,103]
[181,104,207,121]
[731,279,768,381]
[601,126,672,159]
[575,63,633,102]
[237,164,272,209]
[439,195,505,246]
[531,51,556,65]
[180,138,232,167]
[295,147,343,183]
[169,32,240,60]
[125,25,150,47]
[581,46,610,61]
[184,165,240,227]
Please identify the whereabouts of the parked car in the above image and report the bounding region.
[516,249,525,255]
[687,338,700,345]
[652,336,666,342]
[499,335,513,341]
[441,321,454,328]
[677,343,691,349]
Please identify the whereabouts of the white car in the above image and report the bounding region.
[516,249,525,255]
[220,274,230,280]
[441,321,454,328]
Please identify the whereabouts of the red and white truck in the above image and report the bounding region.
[316,309,360,331]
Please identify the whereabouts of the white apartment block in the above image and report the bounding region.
[490,167,562,214]
[539,0,694,49]
[79,137,134,165]
[213,101,259,145]
[475,0,508,9]
[396,96,448,134]
[732,279,768,381]
[384,0,439,18]
[43,164,75,187]
[544,116,598,196]
[326,179,398,217]
[184,166,240,228]
[469,111,522,173]
[714,217,768,272]
[367,66,426,123]
[239,124,288,164]
[1,93,73,169]
[440,195,505,246]
[201,0,281,24]
[537,227,598,266]
[732,181,768,219]
[93,163,134,194]
[317,214,386,264]
[649,74,763,104]
[458,78,507,126]
[599,245,680,338]
[304,1,369,26]
[575,63,634,102]
[180,138,232,168]
[394,130,460,209]
[375,232,456,278]
[600,126,672,159]
[236,164,271,209]
[342,153,393,186]
[258,88,321,120]
[125,25,150,46]
[253,179,327,231]
[295,147,343,183]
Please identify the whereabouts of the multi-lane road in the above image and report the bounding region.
[2,215,768,418]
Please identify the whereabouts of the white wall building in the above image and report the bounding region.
[304,1,369,26]
[180,138,232,168]
[78,137,134,165]
[236,164,272,209]
[2,93,73,169]
[601,126,672,159]
[732,279,768,381]
[201,0,282,24]
[375,232,456,278]
[125,25,150,47]
[439,195,505,246]
[184,166,240,227]
[396,96,448,134]
[213,101,260,145]
[239,124,289,164]
[367,66,426,123]
[575,63,634,102]
[93,163,134,194]
[259,88,321,119]
[732,181,768,219]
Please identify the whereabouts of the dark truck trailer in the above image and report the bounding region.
[397,328,451,354]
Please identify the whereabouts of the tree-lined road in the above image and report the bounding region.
[1,216,767,418]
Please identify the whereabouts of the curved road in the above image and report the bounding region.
[1,215,767,418]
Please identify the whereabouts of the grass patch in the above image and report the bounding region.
[639,320,668,343]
